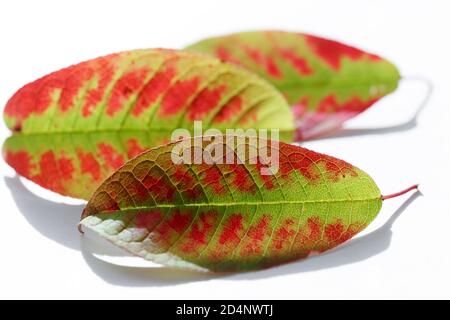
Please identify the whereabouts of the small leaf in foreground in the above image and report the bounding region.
[79,135,416,272]
[186,30,400,140]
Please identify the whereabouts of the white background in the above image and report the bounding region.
[0,0,449,299]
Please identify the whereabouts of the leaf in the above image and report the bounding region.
[186,31,400,140]
[80,135,382,272]
[3,49,294,199]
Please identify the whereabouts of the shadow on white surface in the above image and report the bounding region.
[315,76,433,140]
[5,175,421,287]
[228,191,421,281]
[5,176,83,250]
[81,241,215,287]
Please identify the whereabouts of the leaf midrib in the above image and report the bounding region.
[278,78,399,91]
[10,127,296,137]
[91,196,381,215]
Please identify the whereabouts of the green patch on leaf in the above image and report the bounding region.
[3,49,294,199]
[186,31,400,139]
[80,135,382,272]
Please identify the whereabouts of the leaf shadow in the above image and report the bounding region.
[5,174,421,287]
[227,191,422,281]
[4,175,83,250]
[313,76,433,140]
[81,239,215,287]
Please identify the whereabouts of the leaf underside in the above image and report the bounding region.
[3,49,294,199]
[80,135,382,272]
[186,30,400,140]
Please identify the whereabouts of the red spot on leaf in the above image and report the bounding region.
[243,45,283,79]
[200,164,225,194]
[33,151,74,194]
[325,220,344,242]
[135,211,162,230]
[324,220,365,248]
[213,96,243,123]
[58,157,74,180]
[77,150,101,181]
[82,58,115,117]
[307,217,322,241]
[280,149,321,181]
[292,216,323,255]
[142,174,176,202]
[59,64,94,112]
[231,164,255,193]
[133,67,176,116]
[84,192,120,215]
[4,83,39,125]
[5,150,34,178]
[102,200,120,212]
[219,214,244,245]
[306,35,367,70]
[324,157,358,181]
[173,168,200,199]
[173,168,193,186]
[35,77,65,114]
[241,215,271,256]
[338,222,365,244]
[121,173,150,202]
[151,210,193,251]
[97,143,124,169]
[167,211,192,234]
[279,49,313,75]
[279,143,357,182]
[265,56,283,79]
[5,68,71,130]
[181,211,217,253]
[256,156,276,189]
[272,218,296,250]
[160,77,201,116]
[106,67,150,116]
[368,53,382,61]
[126,139,146,159]
[317,94,379,115]
[215,46,242,65]
[216,46,231,61]
[188,85,227,120]
[244,45,265,65]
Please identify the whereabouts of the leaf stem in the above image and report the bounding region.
[381,184,419,201]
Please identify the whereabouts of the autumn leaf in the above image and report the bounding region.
[186,31,400,140]
[79,134,408,273]
[3,49,294,199]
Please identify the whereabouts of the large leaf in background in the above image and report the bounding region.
[80,135,382,272]
[3,49,294,199]
[186,31,400,140]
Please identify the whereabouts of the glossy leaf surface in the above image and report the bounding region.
[80,135,382,272]
[186,31,400,139]
[3,49,294,199]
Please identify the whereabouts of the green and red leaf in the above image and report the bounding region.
[186,31,400,139]
[3,49,294,199]
[80,135,382,272]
